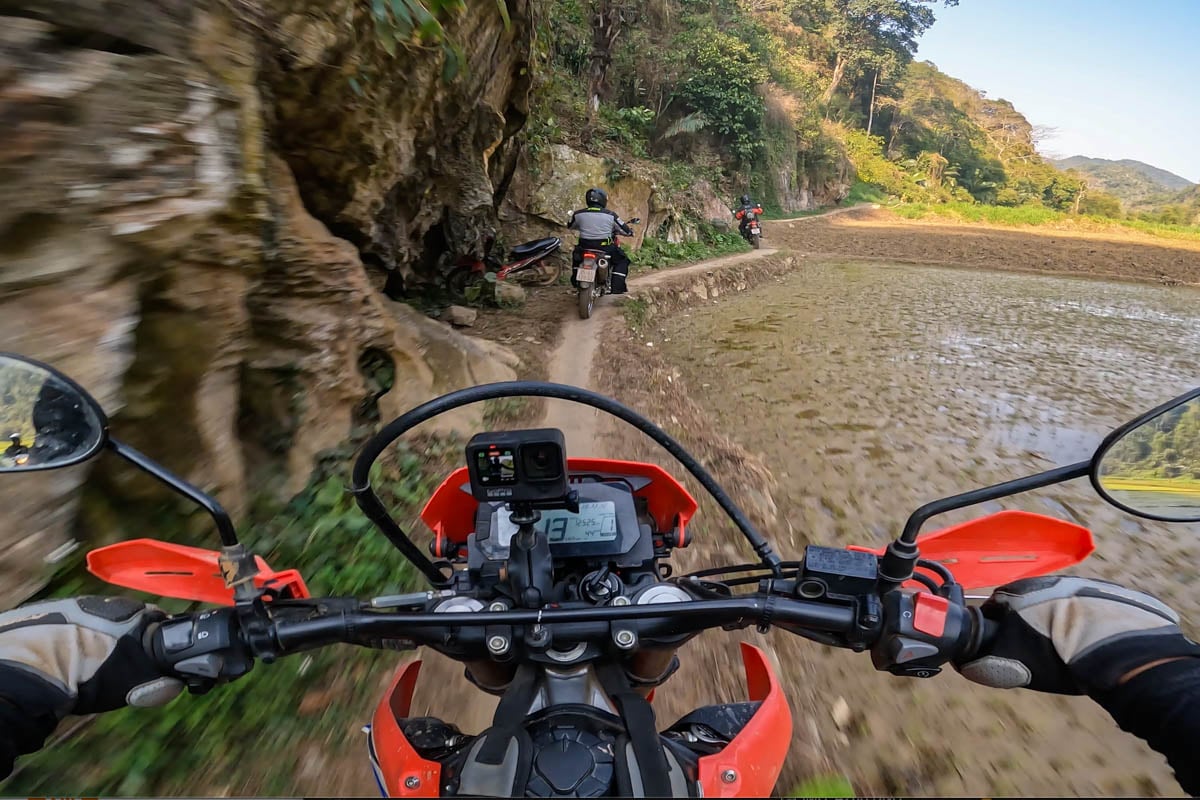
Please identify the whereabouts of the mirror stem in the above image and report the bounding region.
[107,438,239,547]
[879,459,1091,591]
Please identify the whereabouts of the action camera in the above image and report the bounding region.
[466,428,570,504]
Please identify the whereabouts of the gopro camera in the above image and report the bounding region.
[465,428,570,504]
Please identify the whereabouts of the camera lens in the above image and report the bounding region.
[521,442,563,481]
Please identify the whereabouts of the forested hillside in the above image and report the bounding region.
[524,0,1126,220]
[1051,156,1197,220]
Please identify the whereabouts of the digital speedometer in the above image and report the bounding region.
[492,501,619,547]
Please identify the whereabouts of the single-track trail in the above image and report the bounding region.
[542,247,778,451]
[543,201,875,446]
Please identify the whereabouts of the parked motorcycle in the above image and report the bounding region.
[444,234,563,303]
[2,350,1199,797]
[574,219,639,320]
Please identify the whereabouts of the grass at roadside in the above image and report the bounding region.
[630,224,750,271]
[845,181,889,206]
[892,201,1200,242]
[786,773,856,798]
[6,440,457,796]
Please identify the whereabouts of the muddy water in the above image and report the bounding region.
[653,261,1200,796]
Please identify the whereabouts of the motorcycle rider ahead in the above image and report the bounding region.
[734,194,764,239]
[567,187,635,294]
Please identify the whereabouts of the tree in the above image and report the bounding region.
[588,0,639,118]
[674,29,768,162]
[1079,190,1123,219]
[820,0,958,112]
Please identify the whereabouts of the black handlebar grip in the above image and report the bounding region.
[964,608,1001,663]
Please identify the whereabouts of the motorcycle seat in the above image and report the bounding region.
[511,237,561,257]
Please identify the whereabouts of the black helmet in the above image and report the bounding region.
[741,194,751,205]
[585,187,608,209]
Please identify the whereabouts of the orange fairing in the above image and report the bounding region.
[698,643,792,798]
[419,458,699,545]
[369,660,440,797]
[86,538,310,604]
[848,509,1095,591]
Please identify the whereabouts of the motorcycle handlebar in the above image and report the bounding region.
[148,590,988,688]
[268,595,860,654]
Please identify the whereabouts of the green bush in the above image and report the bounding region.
[845,181,889,205]
[631,223,750,271]
[840,128,940,203]
[674,28,768,162]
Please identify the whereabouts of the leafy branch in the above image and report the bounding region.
[368,0,509,82]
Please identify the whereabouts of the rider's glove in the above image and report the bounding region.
[955,576,1200,694]
[0,596,184,774]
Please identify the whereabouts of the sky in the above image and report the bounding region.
[914,0,1200,183]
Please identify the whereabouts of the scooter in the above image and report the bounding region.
[2,350,1198,797]
[444,234,563,303]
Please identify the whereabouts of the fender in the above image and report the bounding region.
[697,643,792,797]
[368,660,441,798]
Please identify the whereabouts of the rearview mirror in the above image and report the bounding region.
[1092,387,1200,522]
[0,353,107,472]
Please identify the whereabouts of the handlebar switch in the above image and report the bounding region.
[152,609,254,692]
[160,618,195,653]
[870,589,973,678]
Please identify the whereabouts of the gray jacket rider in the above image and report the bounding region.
[566,207,633,243]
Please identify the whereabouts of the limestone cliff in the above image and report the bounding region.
[0,0,527,605]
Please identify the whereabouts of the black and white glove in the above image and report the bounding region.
[955,576,1200,694]
[0,596,184,777]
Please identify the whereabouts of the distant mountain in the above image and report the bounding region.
[1051,156,1195,208]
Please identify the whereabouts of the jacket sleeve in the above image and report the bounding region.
[567,210,578,230]
[0,695,58,780]
[612,213,633,237]
[1092,657,1200,796]
[735,209,745,220]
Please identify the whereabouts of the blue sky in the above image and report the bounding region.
[915,0,1200,183]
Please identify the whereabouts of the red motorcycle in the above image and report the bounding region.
[735,206,763,250]
[444,234,563,302]
[3,350,1198,797]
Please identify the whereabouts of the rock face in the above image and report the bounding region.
[0,0,525,606]
[507,144,652,248]
[504,144,736,247]
[265,0,534,276]
[764,93,853,211]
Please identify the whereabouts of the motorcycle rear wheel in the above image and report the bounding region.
[578,285,595,319]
